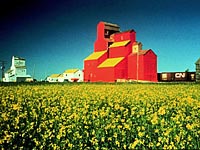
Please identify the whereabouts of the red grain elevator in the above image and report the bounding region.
[84,21,157,82]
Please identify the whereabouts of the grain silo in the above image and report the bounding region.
[3,56,32,82]
[84,21,157,82]
[195,58,200,82]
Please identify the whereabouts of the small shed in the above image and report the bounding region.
[195,58,200,82]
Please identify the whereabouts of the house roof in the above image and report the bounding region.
[84,50,107,61]
[64,69,79,73]
[109,40,130,48]
[58,74,64,77]
[195,58,200,64]
[98,57,124,68]
[49,74,60,78]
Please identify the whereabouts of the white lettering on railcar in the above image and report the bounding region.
[175,73,185,78]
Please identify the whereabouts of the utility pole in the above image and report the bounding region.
[0,60,7,81]
[136,50,139,82]
[32,64,35,80]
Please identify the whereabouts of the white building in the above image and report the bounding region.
[46,74,61,82]
[196,58,200,82]
[58,74,64,82]
[47,69,83,82]
[63,69,83,82]
[3,56,32,82]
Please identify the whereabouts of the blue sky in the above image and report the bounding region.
[0,0,200,80]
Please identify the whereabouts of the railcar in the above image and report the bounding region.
[157,72,196,82]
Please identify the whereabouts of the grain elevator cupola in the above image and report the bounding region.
[94,22,120,52]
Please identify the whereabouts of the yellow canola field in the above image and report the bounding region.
[0,83,200,149]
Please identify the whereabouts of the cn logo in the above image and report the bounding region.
[175,73,185,78]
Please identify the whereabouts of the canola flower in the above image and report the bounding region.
[0,83,200,149]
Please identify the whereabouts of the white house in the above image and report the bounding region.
[58,74,64,82]
[63,69,83,82]
[196,58,200,82]
[3,56,32,82]
[47,69,83,82]
[46,74,60,82]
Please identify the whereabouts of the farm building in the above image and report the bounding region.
[3,56,32,82]
[47,69,83,82]
[196,58,200,82]
[84,21,157,82]
[47,74,61,82]
[63,69,83,82]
